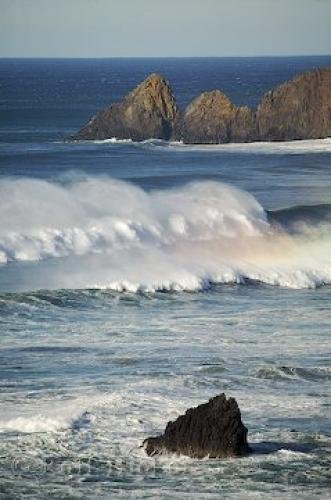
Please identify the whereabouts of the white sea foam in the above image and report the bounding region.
[0,406,89,434]
[90,137,133,144]
[0,177,330,290]
[164,138,331,154]
[0,394,115,434]
[145,137,331,154]
[86,137,331,154]
[0,414,80,433]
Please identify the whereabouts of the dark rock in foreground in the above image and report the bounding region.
[73,67,331,144]
[75,73,178,141]
[143,394,250,459]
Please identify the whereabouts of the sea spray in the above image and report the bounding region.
[0,176,330,290]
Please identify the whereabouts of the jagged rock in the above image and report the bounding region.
[256,68,331,141]
[231,105,257,143]
[74,73,178,141]
[73,68,331,144]
[173,91,236,144]
[143,394,250,459]
[173,90,256,143]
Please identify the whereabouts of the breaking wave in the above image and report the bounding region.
[161,138,331,154]
[0,411,92,434]
[78,137,133,145]
[254,365,331,382]
[84,137,331,155]
[0,176,330,291]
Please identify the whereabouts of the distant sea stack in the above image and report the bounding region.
[73,68,331,144]
[75,73,178,141]
[143,394,250,459]
[256,69,331,141]
[173,90,257,143]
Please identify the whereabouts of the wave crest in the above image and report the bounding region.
[0,177,330,291]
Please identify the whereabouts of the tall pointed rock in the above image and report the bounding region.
[75,73,178,141]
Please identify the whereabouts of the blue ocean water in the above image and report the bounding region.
[0,57,331,498]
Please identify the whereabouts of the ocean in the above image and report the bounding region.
[0,57,331,498]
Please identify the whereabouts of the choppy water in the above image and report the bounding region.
[0,57,331,499]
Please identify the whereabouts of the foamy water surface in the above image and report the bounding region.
[1,57,330,499]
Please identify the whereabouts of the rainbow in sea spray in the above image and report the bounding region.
[0,176,330,291]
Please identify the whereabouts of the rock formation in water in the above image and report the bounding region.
[73,68,331,144]
[172,90,257,143]
[256,68,331,141]
[75,73,178,141]
[143,394,250,459]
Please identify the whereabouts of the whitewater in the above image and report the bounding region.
[0,176,330,291]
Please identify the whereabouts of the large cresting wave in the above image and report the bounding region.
[0,176,330,291]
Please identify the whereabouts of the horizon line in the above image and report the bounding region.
[1,53,331,60]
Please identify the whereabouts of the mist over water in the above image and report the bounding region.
[1,175,330,291]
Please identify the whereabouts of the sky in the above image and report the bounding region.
[1,0,331,58]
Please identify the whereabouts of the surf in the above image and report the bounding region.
[0,176,330,291]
